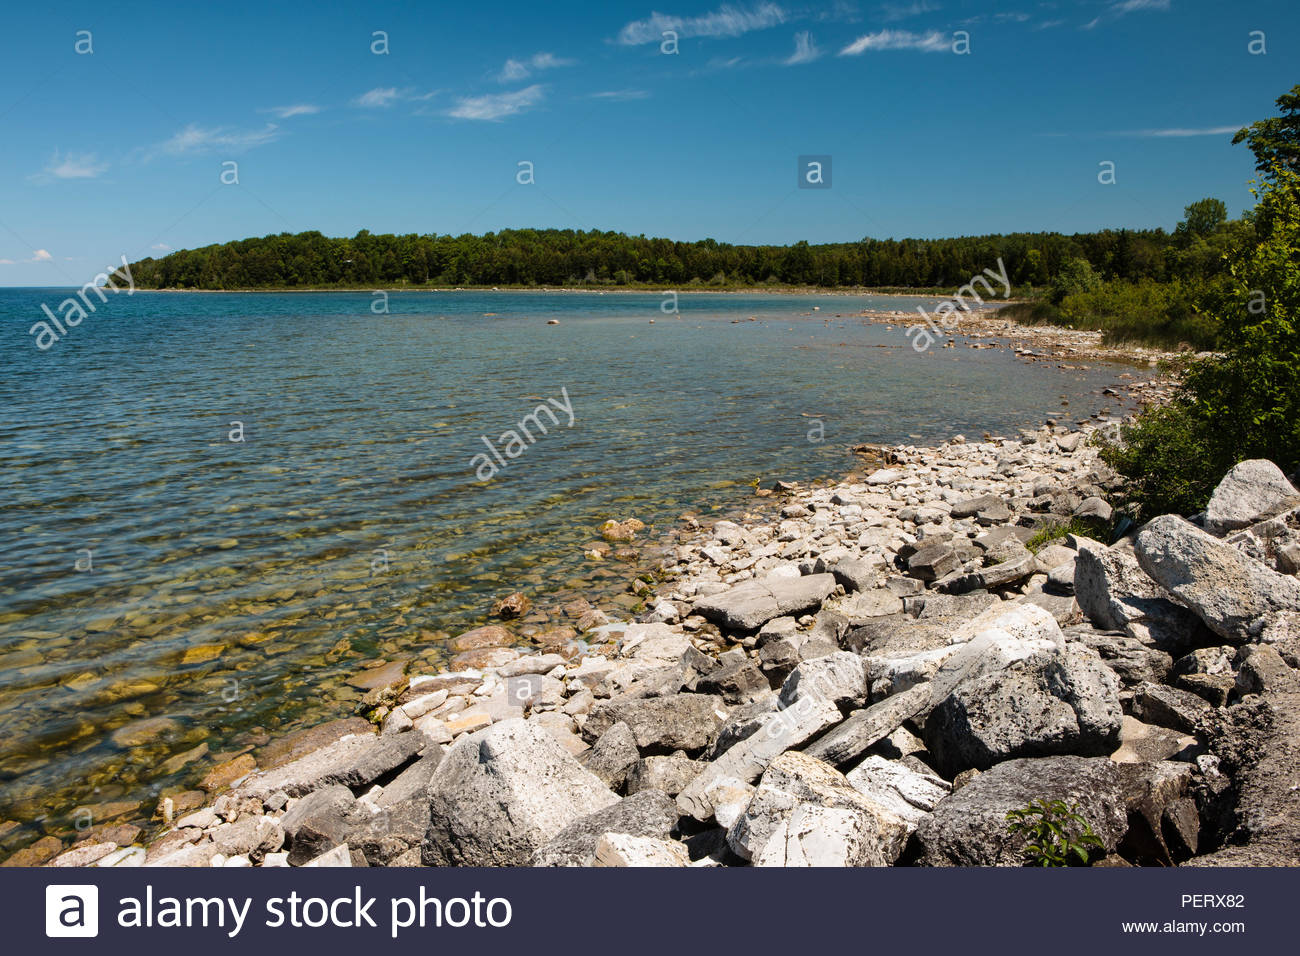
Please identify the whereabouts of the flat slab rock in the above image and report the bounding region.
[693,573,837,631]
[239,731,425,799]
[583,693,728,753]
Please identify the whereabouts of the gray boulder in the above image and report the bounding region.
[583,693,727,753]
[531,790,680,866]
[626,754,700,797]
[844,755,950,833]
[280,785,360,866]
[913,756,1129,866]
[907,544,961,582]
[1136,515,1300,643]
[580,721,641,791]
[726,752,910,866]
[1074,540,1206,653]
[422,719,618,866]
[1204,459,1300,536]
[694,573,837,631]
[676,693,842,821]
[924,642,1122,776]
[778,652,867,709]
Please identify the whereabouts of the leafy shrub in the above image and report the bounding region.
[1025,517,1109,552]
[997,301,1064,325]
[1049,257,1102,304]
[1102,166,1300,517]
[1005,800,1104,867]
[1057,278,1219,350]
[999,279,1218,350]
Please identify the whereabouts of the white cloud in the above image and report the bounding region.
[151,243,172,251]
[158,123,280,155]
[265,104,321,119]
[784,30,821,64]
[616,2,787,45]
[1127,125,1241,137]
[498,52,574,83]
[1115,0,1171,12]
[840,28,949,53]
[1085,0,1171,29]
[41,150,108,180]
[448,85,544,121]
[880,1,940,21]
[355,87,402,108]
[0,259,15,265]
[589,89,651,100]
[703,56,744,71]
[353,87,438,109]
[29,249,53,262]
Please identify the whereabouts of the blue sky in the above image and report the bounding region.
[0,0,1294,285]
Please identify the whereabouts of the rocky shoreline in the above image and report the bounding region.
[18,404,1300,868]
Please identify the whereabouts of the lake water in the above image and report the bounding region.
[0,289,1140,850]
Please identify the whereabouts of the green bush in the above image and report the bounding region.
[1049,257,1102,304]
[1025,517,1110,552]
[998,279,1219,350]
[997,300,1064,325]
[1102,166,1300,517]
[1058,278,1219,350]
[1006,799,1104,867]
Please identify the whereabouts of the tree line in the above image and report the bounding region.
[126,218,1233,292]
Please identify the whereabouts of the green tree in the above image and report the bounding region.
[1049,257,1101,304]
[1103,166,1300,514]
[1233,84,1300,180]
[1175,198,1227,241]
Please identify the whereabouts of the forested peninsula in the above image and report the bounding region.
[128,218,1231,293]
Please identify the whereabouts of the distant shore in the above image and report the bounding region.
[130,286,1004,298]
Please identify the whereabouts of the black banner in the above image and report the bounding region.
[24,867,1285,953]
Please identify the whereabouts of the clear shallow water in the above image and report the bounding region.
[0,289,1138,848]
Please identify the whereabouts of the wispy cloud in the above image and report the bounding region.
[355,87,402,108]
[29,249,53,263]
[264,104,321,119]
[700,55,745,72]
[840,28,949,53]
[448,85,544,121]
[34,150,108,182]
[784,30,821,64]
[616,3,787,45]
[589,89,651,100]
[498,52,574,83]
[1040,123,1241,139]
[353,87,437,108]
[157,123,280,156]
[151,242,172,251]
[1084,0,1171,29]
[1123,125,1241,137]
[880,1,939,21]
[0,258,14,265]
